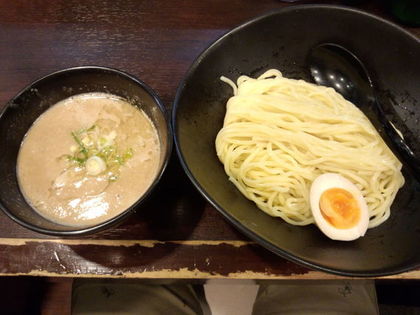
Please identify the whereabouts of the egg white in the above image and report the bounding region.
[310,173,369,241]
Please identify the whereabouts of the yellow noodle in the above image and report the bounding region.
[216,69,404,228]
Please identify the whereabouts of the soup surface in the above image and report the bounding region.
[17,93,160,227]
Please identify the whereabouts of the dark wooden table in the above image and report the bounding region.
[0,0,419,279]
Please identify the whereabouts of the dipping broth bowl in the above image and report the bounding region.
[0,66,172,235]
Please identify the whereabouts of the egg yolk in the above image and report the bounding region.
[319,188,360,229]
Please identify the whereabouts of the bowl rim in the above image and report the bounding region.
[172,4,420,277]
[0,65,173,236]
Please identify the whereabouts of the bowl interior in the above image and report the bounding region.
[0,67,171,235]
[173,5,420,276]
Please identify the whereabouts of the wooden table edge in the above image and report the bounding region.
[1,270,419,280]
[1,237,418,279]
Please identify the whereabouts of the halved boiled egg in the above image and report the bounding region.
[309,173,369,241]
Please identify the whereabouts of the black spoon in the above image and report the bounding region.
[308,43,420,179]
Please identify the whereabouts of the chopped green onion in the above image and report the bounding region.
[66,125,133,182]
[71,132,88,155]
[87,124,96,131]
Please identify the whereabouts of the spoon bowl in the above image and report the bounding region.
[309,43,374,106]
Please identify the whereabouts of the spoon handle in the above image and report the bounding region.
[374,100,420,179]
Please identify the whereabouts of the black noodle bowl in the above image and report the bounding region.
[172,5,420,276]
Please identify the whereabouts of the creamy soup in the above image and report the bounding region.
[17,93,160,227]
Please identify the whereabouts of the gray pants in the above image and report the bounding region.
[72,279,378,315]
[253,280,378,315]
